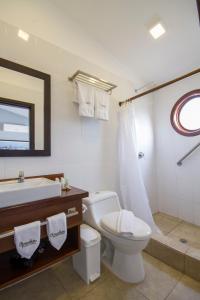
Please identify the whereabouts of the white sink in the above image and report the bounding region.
[0,177,61,208]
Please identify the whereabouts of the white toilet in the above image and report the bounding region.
[82,191,152,283]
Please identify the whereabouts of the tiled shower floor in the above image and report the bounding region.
[153,212,200,250]
[145,212,200,281]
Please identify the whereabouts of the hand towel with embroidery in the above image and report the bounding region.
[14,221,41,259]
[47,212,67,250]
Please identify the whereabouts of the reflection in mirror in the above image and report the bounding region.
[0,99,34,150]
[0,66,44,150]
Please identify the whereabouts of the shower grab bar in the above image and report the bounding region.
[177,142,200,166]
[0,211,78,240]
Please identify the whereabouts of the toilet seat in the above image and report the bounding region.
[101,211,151,241]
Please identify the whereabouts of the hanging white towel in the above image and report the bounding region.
[94,89,110,121]
[75,81,95,117]
[47,212,67,250]
[14,221,41,259]
[116,210,136,236]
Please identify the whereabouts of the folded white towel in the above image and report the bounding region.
[75,81,95,117]
[94,89,110,121]
[116,210,136,237]
[14,221,41,259]
[47,212,67,250]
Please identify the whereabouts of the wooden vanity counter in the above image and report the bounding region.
[0,173,88,289]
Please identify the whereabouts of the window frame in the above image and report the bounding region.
[170,89,200,137]
[0,97,35,150]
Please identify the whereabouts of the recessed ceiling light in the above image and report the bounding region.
[18,29,29,41]
[149,23,165,39]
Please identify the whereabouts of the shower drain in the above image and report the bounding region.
[180,238,188,244]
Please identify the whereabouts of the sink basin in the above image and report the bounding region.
[0,177,61,208]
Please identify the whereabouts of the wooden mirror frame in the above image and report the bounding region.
[0,58,51,156]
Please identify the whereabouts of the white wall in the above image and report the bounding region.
[0,20,134,193]
[154,72,200,225]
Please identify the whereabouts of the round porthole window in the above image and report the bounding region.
[170,89,200,136]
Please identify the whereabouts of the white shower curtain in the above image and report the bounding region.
[118,105,157,233]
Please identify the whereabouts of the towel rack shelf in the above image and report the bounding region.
[68,70,117,92]
[0,211,79,240]
[0,226,79,290]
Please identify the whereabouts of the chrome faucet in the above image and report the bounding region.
[18,171,25,183]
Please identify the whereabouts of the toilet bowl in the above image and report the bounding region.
[82,191,152,283]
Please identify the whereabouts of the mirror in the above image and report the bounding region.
[0,58,51,156]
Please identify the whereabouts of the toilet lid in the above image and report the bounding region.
[100,210,151,240]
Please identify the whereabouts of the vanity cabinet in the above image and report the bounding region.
[0,174,88,289]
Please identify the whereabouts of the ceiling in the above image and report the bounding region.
[52,0,200,84]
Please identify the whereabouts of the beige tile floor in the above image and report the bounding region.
[153,212,200,250]
[0,253,200,300]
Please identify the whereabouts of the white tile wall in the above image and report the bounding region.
[154,72,200,225]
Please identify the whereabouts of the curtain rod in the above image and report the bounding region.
[119,68,200,107]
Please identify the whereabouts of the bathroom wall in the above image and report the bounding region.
[0,20,134,193]
[154,72,200,225]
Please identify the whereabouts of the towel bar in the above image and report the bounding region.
[0,211,79,240]
[69,70,117,93]
[177,141,200,166]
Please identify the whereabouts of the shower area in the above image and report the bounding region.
[122,70,200,281]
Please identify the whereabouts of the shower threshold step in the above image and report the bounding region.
[144,232,200,281]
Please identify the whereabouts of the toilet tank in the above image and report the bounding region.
[82,191,121,230]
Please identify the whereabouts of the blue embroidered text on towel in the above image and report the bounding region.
[14,221,41,259]
[47,212,67,250]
